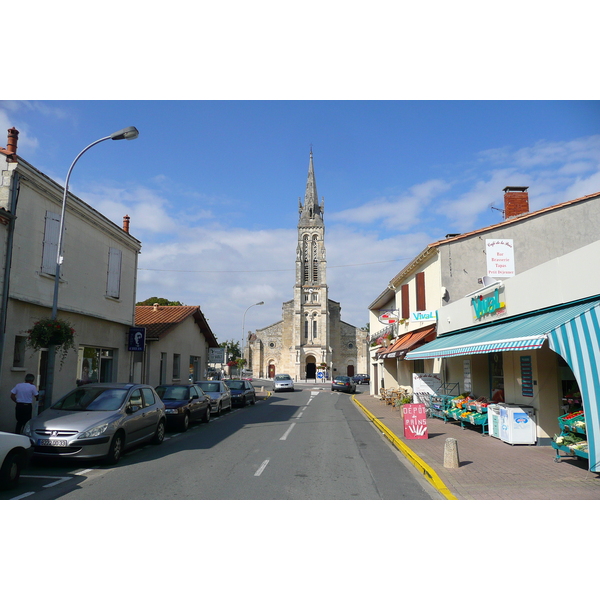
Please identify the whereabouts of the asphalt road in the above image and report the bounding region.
[2,382,440,500]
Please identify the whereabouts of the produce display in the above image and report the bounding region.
[552,411,588,462]
[437,394,489,434]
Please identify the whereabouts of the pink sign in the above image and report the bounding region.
[403,403,428,439]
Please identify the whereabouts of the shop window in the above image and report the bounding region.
[13,335,26,368]
[78,347,115,384]
[173,353,181,380]
[413,359,425,373]
[41,211,61,275]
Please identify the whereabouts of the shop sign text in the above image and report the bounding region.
[471,287,506,321]
[403,403,428,439]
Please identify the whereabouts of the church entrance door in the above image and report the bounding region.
[347,365,355,377]
[268,364,275,378]
[305,360,316,381]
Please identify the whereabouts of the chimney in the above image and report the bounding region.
[6,127,19,154]
[123,215,130,234]
[153,303,160,311]
[503,186,529,220]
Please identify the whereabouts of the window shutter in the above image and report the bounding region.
[41,211,61,274]
[416,271,426,311]
[106,247,122,298]
[401,284,409,319]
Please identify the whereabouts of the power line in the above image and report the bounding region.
[138,258,407,274]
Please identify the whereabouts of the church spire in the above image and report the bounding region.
[299,149,323,224]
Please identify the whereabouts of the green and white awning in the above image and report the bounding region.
[405,298,600,360]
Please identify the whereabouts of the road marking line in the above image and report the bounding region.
[21,474,73,488]
[280,423,295,440]
[254,459,270,476]
[74,469,93,476]
[10,491,35,500]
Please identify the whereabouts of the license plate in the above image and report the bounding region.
[39,439,68,447]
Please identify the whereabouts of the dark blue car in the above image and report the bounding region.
[155,384,211,431]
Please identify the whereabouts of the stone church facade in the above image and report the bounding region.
[246,152,368,381]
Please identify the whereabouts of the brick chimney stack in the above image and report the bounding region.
[503,186,529,220]
[6,127,19,154]
[123,214,130,233]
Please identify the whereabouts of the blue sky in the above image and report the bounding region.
[2,100,600,343]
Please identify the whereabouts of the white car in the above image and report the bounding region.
[0,431,34,491]
[273,374,295,392]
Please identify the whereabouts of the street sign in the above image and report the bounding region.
[209,347,225,363]
[403,403,428,439]
[128,327,146,352]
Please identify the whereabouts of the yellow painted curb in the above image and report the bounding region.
[352,396,457,500]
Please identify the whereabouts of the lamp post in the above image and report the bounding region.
[241,301,264,375]
[44,126,139,408]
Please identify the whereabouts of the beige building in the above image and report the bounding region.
[0,128,141,431]
[134,305,219,388]
[247,152,368,381]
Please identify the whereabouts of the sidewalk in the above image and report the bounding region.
[353,393,600,500]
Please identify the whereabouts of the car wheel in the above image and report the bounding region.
[250,396,256,405]
[227,400,232,412]
[180,412,190,432]
[106,432,124,465]
[0,449,25,491]
[215,403,222,417]
[202,406,211,423]
[152,420,166,445]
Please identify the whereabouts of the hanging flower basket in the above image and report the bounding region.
[26,318,76,367]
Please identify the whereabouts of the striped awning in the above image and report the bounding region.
[405,298,600,361]
[378,324,436,359]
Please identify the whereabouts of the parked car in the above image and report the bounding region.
[331,375,357,394]
[227,379,257,407]
[155,384,211,431]
[273,374,294,392]
[0,432,34,491]
[352,373,370,384]
[22,383,166,465]
[195,380,232,415]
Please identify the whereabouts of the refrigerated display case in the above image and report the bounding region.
[499,405,537,445]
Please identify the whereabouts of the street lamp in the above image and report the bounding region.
[241,301,264,374]
[44,126,139,407]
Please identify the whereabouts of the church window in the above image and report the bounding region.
[312,293,318,302]
[313,319,317,339]
[312,237,318,282]
[303,236,309,283]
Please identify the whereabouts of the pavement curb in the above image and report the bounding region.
[352,396,457,500]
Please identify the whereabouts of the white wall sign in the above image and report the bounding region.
[486,239,515,277]
[412,373,442,394]
[410,310,437,323]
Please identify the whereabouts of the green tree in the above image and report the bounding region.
[220,339,240,360]
[136,297,183,306]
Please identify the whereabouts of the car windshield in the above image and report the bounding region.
[336,377,349,382]
[197,382,220,393]
[275,375,291,380]
[227,381,244,390]
[155,386,189,400]
[52,387,128,411]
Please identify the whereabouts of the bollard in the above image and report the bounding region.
[443,437,460,468]
[261,386,264,392]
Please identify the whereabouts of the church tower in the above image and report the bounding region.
[293,150,330,379]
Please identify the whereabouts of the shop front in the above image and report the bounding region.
[406,296,600,472]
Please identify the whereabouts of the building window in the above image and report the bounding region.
[304,317,309,339]
[416,271,426,311]
[106,247,122,299]
[313,319,317,339]
[41,211,61,275]
[13,335,26,368]
[401,284,410,320]
[269,342,275,348]
[173,353,181,380]
[78,347,115,384]
[312,293,318,302]
[348,342,354,349]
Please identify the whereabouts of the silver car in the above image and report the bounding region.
[273,374,294,392]
[195,380,232,415]
[22,383,166,465]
